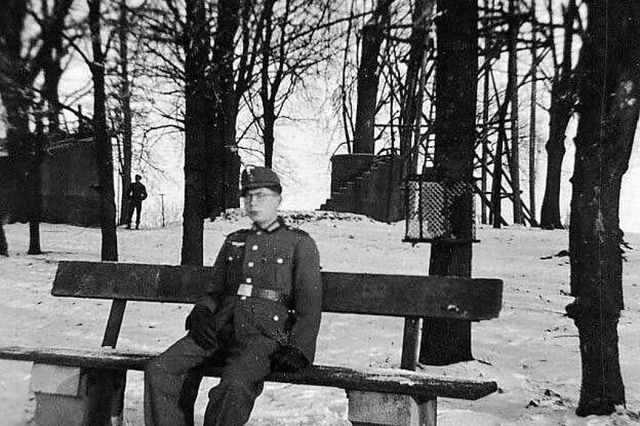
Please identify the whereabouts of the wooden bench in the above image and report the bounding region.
[0,260,503,426]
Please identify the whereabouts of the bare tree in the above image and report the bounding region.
[539,0,578,229]
[180,0,212,266]
[351,0,392,154]
[565,0,640,416]
[116,0,134,226]
[0,0,74,255]
[88,0,118,262]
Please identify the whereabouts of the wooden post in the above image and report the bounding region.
[99,300,128,426]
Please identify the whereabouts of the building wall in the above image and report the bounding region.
[41,140,101,226]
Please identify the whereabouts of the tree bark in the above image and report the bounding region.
[260,0,277,168]
[27,124,45,255]
[508,0,524,225]
[89,0,118,262]
[181,0,210,266]
[0,223,7,256]
[540,0,577,230]
[353,1,388,155]
[566,0,640,416]
[118,0,133,227]
[528,0,537,226]
[420,0,477,366]
[399,0,435,170]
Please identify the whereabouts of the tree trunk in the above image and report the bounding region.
[540,0,577,230]
[508,0,523,225]
[89,0,118,262]
[0,223,7,256]
[539,87,570,229]
[181,0,210,266]
[481,63,490,225]
[353,18,385,154]
[118,0,133,226]
[260,0,276,168]
[399,0,435,169]
[0,180,8,256]
[420,0,477,366]
[566,1,640,416]
[27,125,44,255]
[528,1,538,226]
[204,0,241,221]
[264,108,276,168]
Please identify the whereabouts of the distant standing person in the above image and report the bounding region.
[126,174,148,229]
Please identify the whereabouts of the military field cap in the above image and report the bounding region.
[241,166,282,196]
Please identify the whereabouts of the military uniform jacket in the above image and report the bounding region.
[199,218,323,364]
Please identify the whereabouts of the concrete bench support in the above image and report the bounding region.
[31,363,86,426]
[30,363,125,426]
[347,390,437,426]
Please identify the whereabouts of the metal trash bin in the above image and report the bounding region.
[404,169,476,243]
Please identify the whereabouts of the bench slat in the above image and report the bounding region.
[52,261,502,320]
[0,346,497,400]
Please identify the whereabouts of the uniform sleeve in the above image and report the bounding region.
[141,184,148,200]
[197,238,229,313]
[288,235,323,364]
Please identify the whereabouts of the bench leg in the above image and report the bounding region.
[30,363,126,426]
[346,390,437,426]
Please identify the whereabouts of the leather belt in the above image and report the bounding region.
[236,284,291,306]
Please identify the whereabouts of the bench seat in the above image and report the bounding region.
[0,345,497,400]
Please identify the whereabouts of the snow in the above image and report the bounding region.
[0,212,639,425]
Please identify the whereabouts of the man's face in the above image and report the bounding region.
[243,187,281,228]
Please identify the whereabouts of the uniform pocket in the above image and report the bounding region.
[274,255,293,292]
[251,300,290,343]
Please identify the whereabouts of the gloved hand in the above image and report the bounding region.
[185,305,217,350]
[271,345,309,372]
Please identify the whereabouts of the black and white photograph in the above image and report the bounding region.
[0,0,639,425]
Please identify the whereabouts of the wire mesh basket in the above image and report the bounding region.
[404,170,476,243]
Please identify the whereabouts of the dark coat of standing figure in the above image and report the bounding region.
[144,166,323,426]
[126,174,148,229]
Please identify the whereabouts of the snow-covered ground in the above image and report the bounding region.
[0,212,639,425]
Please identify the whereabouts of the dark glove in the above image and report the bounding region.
[271,345,310,372]
[185,305,218,350]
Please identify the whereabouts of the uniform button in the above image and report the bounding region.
[246,277,252,283]
[277,258,284,264]
[273,315,279,321]
[252,245,258,251]
[248,262,254,267]
[240,296,247,300]
[228,256,234,261]
[256,231,262,236]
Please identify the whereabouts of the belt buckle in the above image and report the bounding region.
[237,284,253,297]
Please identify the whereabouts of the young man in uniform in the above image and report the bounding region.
[126,174,148,229]
[145,166,323,426]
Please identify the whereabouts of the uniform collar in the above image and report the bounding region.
[252,217,284,233]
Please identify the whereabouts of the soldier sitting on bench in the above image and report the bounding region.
[145,166,323,426]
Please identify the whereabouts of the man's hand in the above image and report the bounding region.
[185,305,217,350]
[271,345,309,372]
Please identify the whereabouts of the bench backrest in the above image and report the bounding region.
[52,261,502,320]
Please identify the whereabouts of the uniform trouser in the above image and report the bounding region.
[127,201,142,226]
[144,332,279,426]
